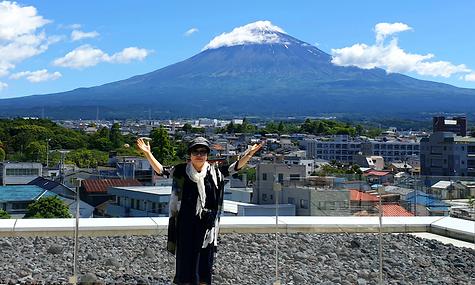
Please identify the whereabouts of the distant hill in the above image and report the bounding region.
[1,21,474,119]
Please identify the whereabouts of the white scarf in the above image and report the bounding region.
[186,161,220,217]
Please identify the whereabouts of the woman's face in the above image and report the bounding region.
[190,147,209,170]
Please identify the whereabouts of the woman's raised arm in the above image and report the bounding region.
[136,138,164,174]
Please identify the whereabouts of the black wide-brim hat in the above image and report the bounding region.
[188,137,211,153]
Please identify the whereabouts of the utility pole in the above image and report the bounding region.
[46,138,51,168]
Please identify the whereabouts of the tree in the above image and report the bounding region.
[24,196,72,218]
[150,126,177,165]
[110,123,123,148]
[66,149,109,168]
[24,141,46,163]
[0,209,11,219]
[182,123,193,134]
[0,147,5,161]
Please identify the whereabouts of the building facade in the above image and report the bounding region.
[0,162,42,186]
[301,135,361,163]
[361,140,420,163]
[420,132,475,177]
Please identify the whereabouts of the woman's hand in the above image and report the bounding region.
[247,141,265,157]
[237,141,265,170]
[136,138,151,154]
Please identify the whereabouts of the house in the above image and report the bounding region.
[0,185,56,218]
[349,189,379,214]
[0,162,42,186]
[80,179,142,209]
[388,162,412,173]
[354,155,384,170]
[430,181,468,200]
[0,185,93,218]
[375,204,414,217]
[106,186,170,217]
[28,177,76,199]
[363,170,393,185]
[404,190,449,216]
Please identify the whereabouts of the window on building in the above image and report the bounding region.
[300,199,309,209]
[11,202,28,210]
[262,173,267,181]
[262,194,267,201]
[288,197,295,204]
[152,202,157,213]
[5,168,40,176]
[117,197,121,206]
[289,174,300,181]
[131,199,135,209]
[278,173,284,183]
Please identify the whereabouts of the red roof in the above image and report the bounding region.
[350,189,379,202]
[376,204,414,216]
[82,179,142,193]
[363,170,390,177]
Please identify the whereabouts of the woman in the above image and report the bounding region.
[137,136,263,285]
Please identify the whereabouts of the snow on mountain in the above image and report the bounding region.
[203,20,290,50]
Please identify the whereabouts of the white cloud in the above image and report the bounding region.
[108,47,149,63]
[71,29,99,41]
[375,22,412,43]
[0,1,50,41]
[10,69,61,82]
[464,73,475,82]
[53,45,109,68]
[0,1,55,77]
[331,22,472,78]
[53,45,151,68]
[184,28,199,36]
[69,23,81,30]
[0,81,7,91]
[204,20,286,50]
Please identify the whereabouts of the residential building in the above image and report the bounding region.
[80,179,142,209]
[420,132,475,177]
[301,135,361,163]
[283,156,315,176]
[360,139,420,163]
[0,185,93,218]
[404,190,449,216]
[0,162,42,186]
[282,187,350,216]
[28,177,76,199]
[253,163,306,204]
[354,155,384,170]
[106,186,170,217]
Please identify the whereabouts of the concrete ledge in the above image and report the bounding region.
[430,217,475,243]
[0,216,473,244]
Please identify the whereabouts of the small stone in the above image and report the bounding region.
[357,278,367,285]
[46,245,63,255]
[349,239,361,248]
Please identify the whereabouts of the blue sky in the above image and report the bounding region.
[1,0,474,98]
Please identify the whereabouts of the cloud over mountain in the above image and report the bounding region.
[203,20,287,50]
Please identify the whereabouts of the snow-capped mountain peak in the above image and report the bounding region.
[203,20,288,50]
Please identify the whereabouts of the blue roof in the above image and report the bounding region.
[405,190,448,208]
[0,185,57,202]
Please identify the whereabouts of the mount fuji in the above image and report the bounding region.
[1,21,475,119]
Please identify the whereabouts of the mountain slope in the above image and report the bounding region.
[1,21,474,119]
